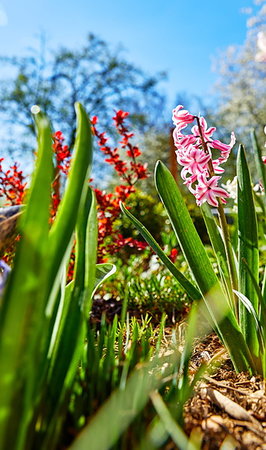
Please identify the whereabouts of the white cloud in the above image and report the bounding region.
[240,7,253,15]
[0,4,8,26]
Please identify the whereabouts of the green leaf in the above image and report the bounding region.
[120,202,201,301]
[262,266,266,307]
[155,161,218,295]
[40,187,98,449]
[200,202,231,296]
[154,161,254,373]
[35,103,95,404]
[150,392,189,450]
[93,263,116,297]
[48,102,93,295]
[237,144,259,355]
[233,290,264,352]
[0,114,54,449]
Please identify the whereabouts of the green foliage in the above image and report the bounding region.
[120,203,201,302]
[121,157,266,374]
[0,103,113,449]
[68,302,209,450]
[96,253,191,324]
[0,103,208,450]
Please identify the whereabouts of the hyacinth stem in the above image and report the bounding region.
[196,117,239,317]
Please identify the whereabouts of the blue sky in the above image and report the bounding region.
[0,0,256,108]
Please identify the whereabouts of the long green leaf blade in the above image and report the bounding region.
[120,201,201,301]
[154,161,254,373]
[150,392,189,450]
[0,114,53,449]
[92,263,117,297]
[237,144,259,356]
[155,161,220,294]
[48,102,93,292]
[200,202,231,295]
[40,188,98,449]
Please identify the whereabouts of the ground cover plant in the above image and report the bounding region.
[0,104,115,449]
[0,95,265,449]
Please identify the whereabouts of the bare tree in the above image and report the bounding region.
[0,33,167,154]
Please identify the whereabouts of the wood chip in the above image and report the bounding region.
[201,415,224,432]
[202,387,263,430]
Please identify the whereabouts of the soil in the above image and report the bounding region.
[91,295,189,327]
[184,334,266,449]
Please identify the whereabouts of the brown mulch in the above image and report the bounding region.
[184,334,266,449]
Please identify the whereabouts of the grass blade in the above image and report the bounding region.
[150,392,189,450]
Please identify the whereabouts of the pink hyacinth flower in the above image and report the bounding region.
[210,132,236,158]
[177,146,210,178]
[172,105,195,131]
[173,128,197,150]
[211,159,225,174]
[195,174,230,207]
[191,117,216,141]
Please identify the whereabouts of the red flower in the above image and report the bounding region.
[91,116,98,125]
[113,110,129,126]
[0,160,26,205]
[169,248,178,263]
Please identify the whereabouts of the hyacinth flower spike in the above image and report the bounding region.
[172,105,238,313]
[195,174,230,207]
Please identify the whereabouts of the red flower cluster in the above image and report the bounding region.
[0,159,26,205]
[50,131,72,218]
[94,185,146,262]
[0,159,27,264]
[52,131,71,175]
[91,110,149,262]
[0,111,153,274]
[91,110,148,185]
